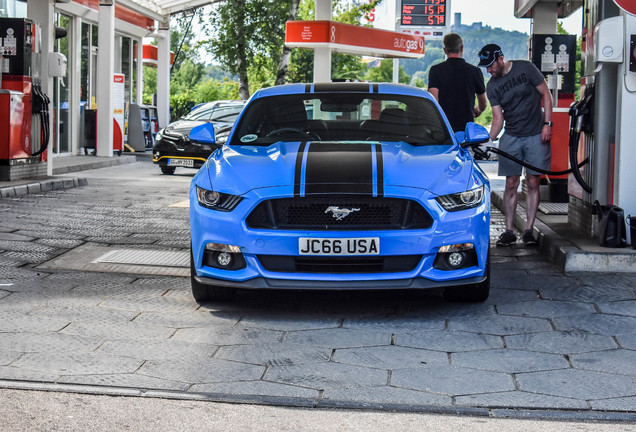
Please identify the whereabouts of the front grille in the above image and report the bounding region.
[246,196,433,230]
[160,133,182,146]
[258,255,422,273]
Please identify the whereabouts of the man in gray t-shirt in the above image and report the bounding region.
[478,44,553,247]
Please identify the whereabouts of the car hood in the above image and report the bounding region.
[164,119,233,136]
[203,141,474,197]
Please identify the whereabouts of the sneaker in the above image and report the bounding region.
[522,230,537,246]
[496,231,517,246]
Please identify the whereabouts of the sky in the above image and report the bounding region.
[450,0,583,36]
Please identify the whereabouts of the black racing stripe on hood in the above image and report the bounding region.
[294,142,307,197]
[375,143,384,196]
[305,83,311,93]
[304,143,374,195]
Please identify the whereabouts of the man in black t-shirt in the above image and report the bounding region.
[428,33,488,133]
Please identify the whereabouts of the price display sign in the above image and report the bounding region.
[401,0,447,27]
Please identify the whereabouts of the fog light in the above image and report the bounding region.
[447,252,464,268]
[439,243,474,253]
[202,248,246,271]
[434,244,478,271]
[217,252,233,267]
[205,243,241,253]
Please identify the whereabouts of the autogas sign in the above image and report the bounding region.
[285,20,425,58]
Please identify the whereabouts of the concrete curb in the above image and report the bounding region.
[0,177,88,199]
[491,191,636,273]
[51,154,138,175]
[1,380,635,423]
[0,153,140,199]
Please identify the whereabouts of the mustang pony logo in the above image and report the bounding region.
[325,206,360,220]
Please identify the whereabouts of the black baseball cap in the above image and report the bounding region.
[478,44,503,67]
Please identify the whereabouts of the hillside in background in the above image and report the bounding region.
[203,64,237,81]
[401,23,530,86]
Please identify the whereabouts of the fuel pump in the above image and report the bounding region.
[0,17,50,181]
[566,0,636,244]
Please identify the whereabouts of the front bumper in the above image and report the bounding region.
[193,274,487,290]
[190,184,491,290]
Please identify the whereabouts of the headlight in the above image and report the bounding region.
[195,186,243,211]
[156,129,164,142]
[436,186,484,212]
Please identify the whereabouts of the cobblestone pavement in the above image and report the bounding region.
[1,160,635,421]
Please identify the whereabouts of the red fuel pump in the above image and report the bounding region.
[0,18,49,181]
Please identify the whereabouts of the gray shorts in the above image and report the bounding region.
[497,133,551,176]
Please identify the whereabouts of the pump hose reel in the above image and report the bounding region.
[30,82,51,158]
[567,88,594,193]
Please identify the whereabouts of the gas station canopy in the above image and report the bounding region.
[118,0,221,20]
[514,0,584,18]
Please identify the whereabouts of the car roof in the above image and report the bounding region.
[191,100,245,111]
[250,82,433,101]
[204,100,245,107]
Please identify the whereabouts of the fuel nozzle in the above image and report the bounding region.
[569,99,589,133]
[569,88,594,134]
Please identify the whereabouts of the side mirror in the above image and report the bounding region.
[189,123,216,144]
[454,131,465,143]
[460,122,489,148]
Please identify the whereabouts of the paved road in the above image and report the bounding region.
[1,159,635,422]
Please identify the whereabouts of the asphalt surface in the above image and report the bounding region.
[0,158,635,423]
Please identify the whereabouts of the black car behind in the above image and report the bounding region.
[152,100,245,175]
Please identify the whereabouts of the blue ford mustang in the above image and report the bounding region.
[189,82,491,303]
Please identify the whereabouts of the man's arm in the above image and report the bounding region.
[490,105,504,141]
[428,87,439,101]
[536,81,553,143]
[474,92,488,117]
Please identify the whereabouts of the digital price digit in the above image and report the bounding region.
[401,0,447,27]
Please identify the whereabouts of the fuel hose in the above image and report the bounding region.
[478,146,589,176]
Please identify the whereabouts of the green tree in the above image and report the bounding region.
[143,10,208,116]
[276,0,302,85]
[364,58,410,84]
[142,66,156,105]
[170,10,204,72]
[204,0,293,99]
[289,0,382,83]
[171,59,204,95]
[411,70,427,88]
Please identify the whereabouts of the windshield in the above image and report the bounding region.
[229,93,451,146]
[183,103,244,121]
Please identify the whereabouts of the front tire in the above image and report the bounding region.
[443,252,490,302]
[190,248,235,303]
[161,166,176,175]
